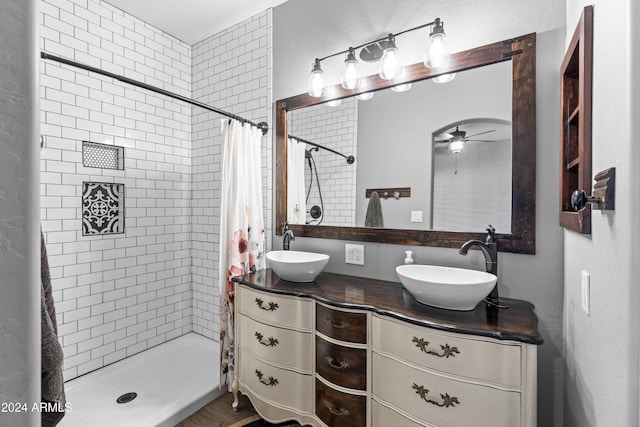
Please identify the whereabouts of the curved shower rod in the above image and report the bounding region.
[288,135,355,164]
[40,51,268,135]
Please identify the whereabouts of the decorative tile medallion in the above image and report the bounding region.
[82,182,125,235]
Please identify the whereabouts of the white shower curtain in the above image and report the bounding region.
[219,119,265,390]
[287,137,307,224]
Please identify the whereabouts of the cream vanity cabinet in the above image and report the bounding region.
[232,270,542,427]
[370,315,536,426]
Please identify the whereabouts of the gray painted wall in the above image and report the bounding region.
[273,1,565,425]
[0,0,40,426]
[563,1,639,426]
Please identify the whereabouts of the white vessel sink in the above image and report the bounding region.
[396,264,497,311]
[266,250,330,283]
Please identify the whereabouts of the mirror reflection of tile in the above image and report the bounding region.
[82,182,125,235]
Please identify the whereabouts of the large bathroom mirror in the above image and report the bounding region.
[276,33,536,253]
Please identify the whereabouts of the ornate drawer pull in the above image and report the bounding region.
[255,297,278,312]
[323,399,350,416]
[255,369,278,386]
[255,332,278,347]
[325,356,350,370]
[412,337,460,358]
[325,317,350,329]
[412,383,460,408]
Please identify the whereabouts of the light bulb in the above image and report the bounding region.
[433,73,456,83]
[356,92,374,101]
[391,83,412,93]
[326,99,342,107]
[448,139,465,153]
[341,48,360,90]
[308,59,324,97]
[379,35,402,80]
[425,19,449,68]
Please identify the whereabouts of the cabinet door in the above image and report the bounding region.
[238,285,312,330]
[373,352,521,427]
[239,352,313,413]
[315,336,366,390]
[238,314,312,372]
[316,304,367,343]
[372,315,522,387]
[316,379,366,427]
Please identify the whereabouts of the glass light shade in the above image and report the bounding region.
[308,60,324,97]
[326,99,342,107]
[356,92,374,101]
[341,50,360,90]
[391,83,412,92]
[425,33,449,68]
[448,139,465,153]
[379,47,402,80]
[433,73,456,83]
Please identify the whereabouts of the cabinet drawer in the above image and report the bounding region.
[316,379,366,427]
[372,315,522,387]
[238,314,312,372]
[315,336,366,390]
[316,304,367,343]
[371,400,423,427]
[238,285,312,330]
[373,352,521,427]
[239,352,313,413]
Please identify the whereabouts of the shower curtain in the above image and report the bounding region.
[287,137,307,224]
[219,119,266,390]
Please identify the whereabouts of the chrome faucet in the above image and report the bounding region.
[459,225,500,305]
[282,221,295,250]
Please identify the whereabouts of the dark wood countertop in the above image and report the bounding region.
[233,269,543,345]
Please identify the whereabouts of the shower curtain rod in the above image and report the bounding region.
[289,134,355,164]
[40,51,269,135]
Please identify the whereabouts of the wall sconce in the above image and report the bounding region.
[307,18,451,97]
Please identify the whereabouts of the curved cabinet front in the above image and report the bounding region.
[233,273,539,427]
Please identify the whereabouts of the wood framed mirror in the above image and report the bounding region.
[275,33,536,254]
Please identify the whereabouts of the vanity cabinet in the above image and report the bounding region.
[371,315,536,426]
[315,304,368,426]
[235,285,316,423]
[232,270,542,427]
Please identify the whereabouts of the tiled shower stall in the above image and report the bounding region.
[39,0,272,381]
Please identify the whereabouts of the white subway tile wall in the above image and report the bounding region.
[191,10,272,339]
[288,99,358,226]
[40,0,271,380]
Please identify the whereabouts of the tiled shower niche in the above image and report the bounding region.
[82,182,125,235]
[82,141,125,170]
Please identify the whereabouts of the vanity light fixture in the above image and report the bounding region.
[308,58,324,97]
[341,47,360,89]
[326,99,342,107]
[433,73,456,83]
[307,17,449,97]
[378,34,402,80]
[391,83,412,93]
[424,18,449,68]
[356,92,374,101]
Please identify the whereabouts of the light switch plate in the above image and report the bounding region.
[581,270,590,316]
[345,243,364,265]
[410,210,423,223]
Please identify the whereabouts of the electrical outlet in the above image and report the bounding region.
[411,210,423,223]
[345,243,365,265]
[581,270,590,316]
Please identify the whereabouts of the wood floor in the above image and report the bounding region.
[175,392,301,427]
[176,392,258,427]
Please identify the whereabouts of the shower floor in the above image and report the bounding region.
[58,333,222,427]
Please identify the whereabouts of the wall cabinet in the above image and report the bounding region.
[232,270,541,427]
[559,5,593,233]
